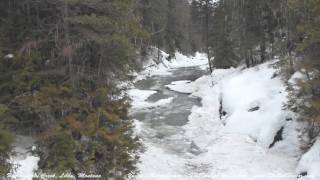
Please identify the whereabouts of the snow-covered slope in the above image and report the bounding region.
[297,138,320,179]
[166,61,305,179]
[131,52,314,179]
[220,62,294,148]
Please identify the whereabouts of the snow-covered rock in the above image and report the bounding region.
[128,89,174,110]
[220,62,289,148]
[288,71,306,85]
[4,54,14,59]
[297,138,320,178]
[166,80,195,94]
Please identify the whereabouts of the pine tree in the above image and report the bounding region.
[190,0,216,71]
[287,0,320,139]
[0,0,143,178]
[209,0,238,69]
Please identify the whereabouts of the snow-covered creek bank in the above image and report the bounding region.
[129,54,319,180]
[9,135,39,179]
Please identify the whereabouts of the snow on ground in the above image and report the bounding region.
[132,53,307,179]
[175,61,303,179]
[9,156,39,180]
[8,136,39,180]
[220,62,290,148]
[134,141,186,180]
[297,138,320,179]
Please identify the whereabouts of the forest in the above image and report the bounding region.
[0,0,319,179]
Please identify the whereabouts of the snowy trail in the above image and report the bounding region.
[130,55,302,180]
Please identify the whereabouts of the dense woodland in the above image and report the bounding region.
[0,0,319,179]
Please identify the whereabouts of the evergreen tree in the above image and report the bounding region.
[209,0,238,69]
[0,0,143,178]
[190,0,216,71]
[139,0,197,60]
[287,0,320,140]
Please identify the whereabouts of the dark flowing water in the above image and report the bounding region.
[130,66,206,154]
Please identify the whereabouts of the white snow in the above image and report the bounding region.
[4,54,14,59]
[128,89,157,102]
[131,50,307,179]
[127,89,173,110]
[9,156,39,180]
[221,62,288,147]
[165,80,195,94]
[128,89,157,108]
[297,138,320,178]
[180,62,301,178]
[135,142,186,180]
[288,71,306,85]
[308,162,320,179]
[288,71,307,91]
[9,136,39,180]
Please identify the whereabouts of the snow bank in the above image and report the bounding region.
[128,89,157,102]
[9,156,39,180]
[297,138,320,178]
[167,62,294,148]
[220,62,288,147]
[127,89,174,110]
[128,89,156,109]
[9,136,39,180]
[165,60,302,178]
[134,142,186,180]
[308,162,320,179]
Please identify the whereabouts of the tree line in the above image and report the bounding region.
[0,0,144,178]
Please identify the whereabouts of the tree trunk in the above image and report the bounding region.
[64,2,73,85]
[205,1,213,72]
[260,42,266,63]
